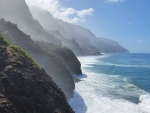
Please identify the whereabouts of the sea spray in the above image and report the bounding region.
[69,54,150,113]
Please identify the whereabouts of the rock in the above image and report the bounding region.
[0,34,74,113]
[0,18,75,100]
[34,41,82,75]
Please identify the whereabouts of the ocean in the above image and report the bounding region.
[69,53,150,113]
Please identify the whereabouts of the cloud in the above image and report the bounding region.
[127,22,132,25]
[105,0,126,3]
[136,40,143,42]
[25,0,94,23]
[77,8,94,18]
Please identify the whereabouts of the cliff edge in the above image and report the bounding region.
[0,18,75,99]
[34,41,82,75]
[0,34,74,113]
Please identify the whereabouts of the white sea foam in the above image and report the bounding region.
[69,55,150,113]
[97,61,150,69]
[139,94,150,112]
[78,55,109,68]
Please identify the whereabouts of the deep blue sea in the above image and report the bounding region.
[69,53,150,113]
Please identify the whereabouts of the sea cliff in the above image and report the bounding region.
[34,41,82,75]
[0,34,74,113]
[0,19,75,99]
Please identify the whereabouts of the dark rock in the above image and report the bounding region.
[0,18,75,100]
[34,41,82,75]
[0,34,74,113]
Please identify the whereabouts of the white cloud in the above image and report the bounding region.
[105,0,126,3]
[25,0,94,23]
[127,22,132,25]
[137,40,143,42]
[77,8,94,18]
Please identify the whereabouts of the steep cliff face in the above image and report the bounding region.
[47,30,84,56]
[25,5,84,55]
[96,37,129,53]
[35,41,82,75]
[0,34,74,113]
[71,25,129,53]
[0,18,75,99]
[28,4,129,53]
[0,0,61,45]
[0,0,128,54]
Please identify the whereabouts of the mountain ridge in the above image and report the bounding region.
[0,0,61,45]
[27,4,129,54]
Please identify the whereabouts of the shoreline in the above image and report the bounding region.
[69,54,150,113]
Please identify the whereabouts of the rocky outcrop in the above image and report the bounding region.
[0,34,74,113]
[0,18,75,99]
[35,41,82,75]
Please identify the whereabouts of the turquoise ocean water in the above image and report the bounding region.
[69,53,150,113]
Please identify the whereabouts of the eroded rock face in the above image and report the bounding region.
[50,48,82,75]
[0,34,74,113]
[34,41,82,75]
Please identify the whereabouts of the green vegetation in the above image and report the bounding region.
[0,19,56,58]
[0,33,41,69]
[0,100,8,104]
[0,19,55,59]
[0,34,9,46]
[35,40,68,51]
[0,18,30,43]
[0,19,76,100]
[9,45,41,69]
[6,65,13,69]
[33,41,55,56]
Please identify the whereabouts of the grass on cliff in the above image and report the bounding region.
[0,34,9,46]
[35,40,68,51]
[0,19,59,60]
[9,45,41,69]
[0,34,41,69]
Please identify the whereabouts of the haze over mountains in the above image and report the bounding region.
[0,0,128,56]
[0,0,129,112]
[0,0,128,101]
[0,0,61,45]
[28,5,128,54]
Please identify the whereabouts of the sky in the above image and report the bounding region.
[26,0,150,53]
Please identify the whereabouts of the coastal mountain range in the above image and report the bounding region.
[28,5,128,54]
[0,0,128,112]
[0,0,128,56]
